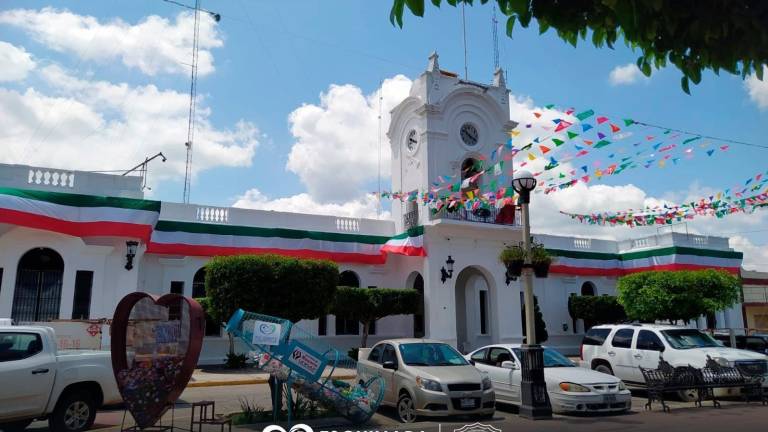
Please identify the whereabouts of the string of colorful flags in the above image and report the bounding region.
[559,170,768,227]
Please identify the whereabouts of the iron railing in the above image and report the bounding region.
[434,206,521,226]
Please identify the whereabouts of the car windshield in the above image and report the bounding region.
[398,343,469,366]
[512,347,575,368]
[661,329,722,349]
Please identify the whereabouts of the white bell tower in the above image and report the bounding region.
[388,52,517,232]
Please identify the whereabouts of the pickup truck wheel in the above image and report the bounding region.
[0,419,32,432]
[49,392,96,432]
[594,363,614,376]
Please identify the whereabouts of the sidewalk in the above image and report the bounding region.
[188,366,358,387]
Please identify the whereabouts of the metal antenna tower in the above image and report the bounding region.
[492,5,500,70]
[183,0,202,203]
[461,1,469,79]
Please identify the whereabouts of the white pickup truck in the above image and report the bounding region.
[0,325,121,432]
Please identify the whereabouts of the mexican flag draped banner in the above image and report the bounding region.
[146,221,427,264]
[0,187,160,240]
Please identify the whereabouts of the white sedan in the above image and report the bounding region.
[465,344,632,414]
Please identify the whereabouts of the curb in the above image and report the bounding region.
[188,374,357,388]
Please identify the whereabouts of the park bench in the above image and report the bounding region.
[640,356,767,412]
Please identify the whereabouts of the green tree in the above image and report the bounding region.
[203,254,339,354]
[390,0,768,93]
[568,295,626,329]
[616,269,741,324]
[521,295,548,344]
[332,287,421,347]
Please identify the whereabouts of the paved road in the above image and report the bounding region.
[27,384,768,432]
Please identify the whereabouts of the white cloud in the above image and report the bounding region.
[0,65,257,187]
[745,67,768,109]
[286,75,412,203]
[609,63,645,86]
[0,8,222,76]
[0,41,36,81]
[730,236,768,271]
[233,188,388,220]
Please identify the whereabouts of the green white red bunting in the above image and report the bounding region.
[146,221,426,264]
[548,247,742,276]
[0,187,160,240]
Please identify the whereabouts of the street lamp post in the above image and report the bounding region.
[512,170,552,420]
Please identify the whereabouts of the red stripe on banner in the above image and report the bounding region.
[549,263,741,277]
[0,208,153,240]
[146,242,388,264]
[381,245,427,257]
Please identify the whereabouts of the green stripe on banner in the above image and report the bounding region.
[0,187,161,212]
[154,220,393,244]
[547,246,743,261]
[388,226,424,240]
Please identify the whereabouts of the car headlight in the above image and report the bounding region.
[713,357,732,367]
[559,382,591,393]
[481,375,492,390]
[416,376,443,392]
[618,381,627,391]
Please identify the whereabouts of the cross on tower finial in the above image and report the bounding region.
[427,51,440,72]
[493,67,506,88]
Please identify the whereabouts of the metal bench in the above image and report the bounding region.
[640,356,767,412]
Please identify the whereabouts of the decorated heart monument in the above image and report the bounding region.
[111,292,204,429]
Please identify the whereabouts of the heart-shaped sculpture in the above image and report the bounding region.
[110,292,204,429]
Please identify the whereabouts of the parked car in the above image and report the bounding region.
[580,324,768,401]
[465,344,631,414]
[712,333,768,355]
[0,325,121,432]
[357,339,495,423]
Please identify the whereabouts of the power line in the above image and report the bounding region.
[632,120,768,151]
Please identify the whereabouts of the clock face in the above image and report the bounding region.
[460,123,479,146]
[406,129,418,152]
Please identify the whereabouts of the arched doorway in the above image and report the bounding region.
[581,281,596,296]
[335,271,361,336]
[192,267,207,298]
[339,270,360,287]
[408,272,425,338]
[454,266,494,353]
[12,248,64,322]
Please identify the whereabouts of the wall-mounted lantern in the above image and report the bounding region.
[440,255,455,283]
[125,240,139,270]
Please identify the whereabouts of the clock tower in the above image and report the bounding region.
[388,52,517,232]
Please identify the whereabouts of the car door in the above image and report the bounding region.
[381,344,399,404]
[485,347,515,401]
[632,330,666,383]
[607,328,636,382]
[0,331,56,419]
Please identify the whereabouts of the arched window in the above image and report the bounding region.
[336,271,361,335]
[461,158,481,190]
[412,273,425,338]
[192,267,207,298]
[12,248,64,322]
[581,281,596,296]
[339,270,360,287]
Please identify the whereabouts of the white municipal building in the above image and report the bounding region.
[0,54,749,364]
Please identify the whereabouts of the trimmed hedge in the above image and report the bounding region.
[617,269,741,323]
[204,254,339,324]
[332,287,420,347]
[568,295,627,328]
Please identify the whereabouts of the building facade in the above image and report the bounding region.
[0,55,748,364]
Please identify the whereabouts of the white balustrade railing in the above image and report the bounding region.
[196,206,229,224]
[573,238,592,249]
[335,217,360,232]
[28,169,75,188]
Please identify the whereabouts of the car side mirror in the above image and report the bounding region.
[383,360,397,370]
[501,360,518,370]
[469,359,476,366]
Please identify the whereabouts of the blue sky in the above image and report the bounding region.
[1,1,767,267]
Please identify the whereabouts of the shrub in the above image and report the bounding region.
[225,352,248,369]
[617,269,741,324]
[205,254,339,324]
[332,287,420,347]
[568,295,627,329]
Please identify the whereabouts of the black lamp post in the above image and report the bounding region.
[440,255,455,283]
[125,240,138,270]
[512,170,552,420]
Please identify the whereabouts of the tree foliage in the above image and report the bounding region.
[390,0,768,93]
[616,269,741,323]
[332,286,421,347]
[568,295,626,328]
[204,254,339,324]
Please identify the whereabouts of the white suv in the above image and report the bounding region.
[580,324,768,400]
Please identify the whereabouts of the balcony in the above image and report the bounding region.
[432,205,521,227]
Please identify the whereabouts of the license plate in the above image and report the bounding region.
[460,398,476,408]
[603,394,617,403]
